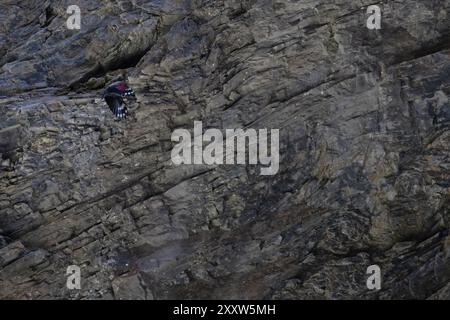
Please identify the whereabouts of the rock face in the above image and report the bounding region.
[1,0,450,300]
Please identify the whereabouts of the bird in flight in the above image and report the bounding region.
[103,81,135,119]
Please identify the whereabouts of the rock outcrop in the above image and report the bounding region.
[1,0,450,299]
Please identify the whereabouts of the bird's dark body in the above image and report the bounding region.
[103,81,135,119]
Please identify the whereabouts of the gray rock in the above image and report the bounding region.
[112,274,152,300]
[1,0,450,300]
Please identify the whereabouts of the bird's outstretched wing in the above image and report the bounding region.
[123,88,135,97]
[105,96,128,119]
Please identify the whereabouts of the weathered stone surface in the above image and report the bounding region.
[0,241,26,267]
[112,274,152,300]
[1,0,450,299]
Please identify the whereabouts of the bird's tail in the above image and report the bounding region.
[105,96,128,119]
